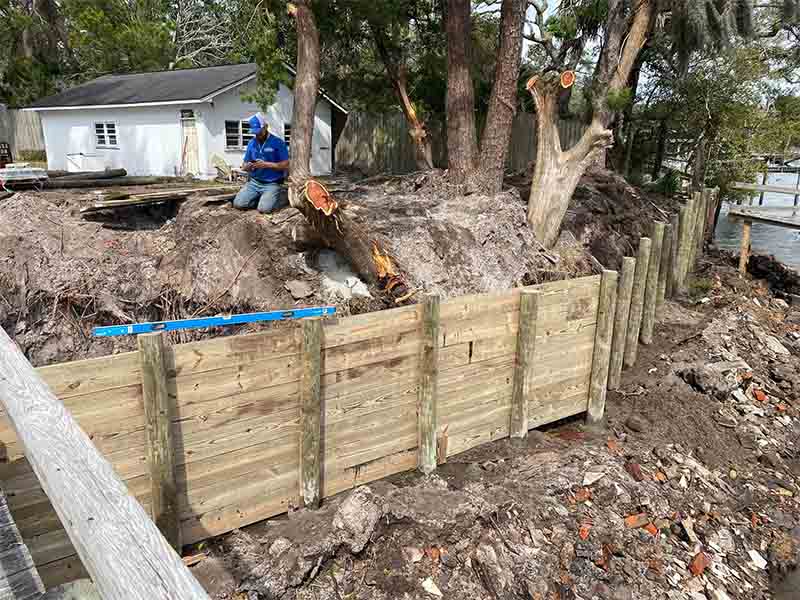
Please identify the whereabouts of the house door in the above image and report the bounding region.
[311,127,332,176]
[180,109,200,176]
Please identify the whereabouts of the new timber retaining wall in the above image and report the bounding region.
[0,188,715,588]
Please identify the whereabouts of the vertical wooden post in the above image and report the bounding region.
[759,160,768,205]
[137,332,181,552]
[739,220,752,275]
[510,290,539,439]
[587,270,618,425]
[794,169,800,207]
[694,189,709,260]
[640,223,665,345]
[667,213,679,298]
[686,192,702,274]
[299,318,322,508]
[608,258,635,390]
[624,238,651,368]
[656,223,673,314]
[676,202,692,290]
[418,294,439,474]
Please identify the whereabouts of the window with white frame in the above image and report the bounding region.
[225,120,255,150]
[283,123,291,151]
[94,122,118,148]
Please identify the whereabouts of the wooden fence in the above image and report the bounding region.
[0,107,45,158]
[0,187,715,590]
[335,111,587,174]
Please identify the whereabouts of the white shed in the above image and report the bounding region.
[26,63,348,178]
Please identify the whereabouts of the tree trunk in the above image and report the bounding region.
[652,119,667,180]
[445,0,478,179]
[477,0,526,193]
[692,135,707,191]
[288,2,406,296]
[527,0,657,247]
[372,29,434,171]
[527,74,614,247]
[623,122,637,177]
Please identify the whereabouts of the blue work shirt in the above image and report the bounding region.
[243,134,289,183]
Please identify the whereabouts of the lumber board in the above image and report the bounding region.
[0,490,45,600]
[323,448,418,499]
[172,327,300,376]
[731,181,800,195]
[138,333,181,550]
[300,319,322,507]
[511,291,540,438]
[624,238,651,367]
[322,304,420,348]
[728,207,800,230]
[418,294,440,474]
[587,270,618,424]
[640,224,665,345]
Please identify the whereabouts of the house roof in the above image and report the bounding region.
[27,63,348,113]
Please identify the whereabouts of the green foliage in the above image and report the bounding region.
[606,88,633,112]
[239,5,291,111]
[64,0,174,76]
[646,169,681,197]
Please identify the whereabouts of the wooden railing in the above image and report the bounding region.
[0,328,210,599]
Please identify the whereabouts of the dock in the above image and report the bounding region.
[731,182,800,198]
[727,207,800,273]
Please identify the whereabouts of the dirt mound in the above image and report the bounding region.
[0,176,598,366]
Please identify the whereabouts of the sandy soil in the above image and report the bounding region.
[0,169,648,367]
[183,251,800,600]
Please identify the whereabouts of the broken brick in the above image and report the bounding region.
[654,471,668,483]
[753,389,768,402]
[624,513,649,529]
[776,403,788,412]
[689,552,711,576]
[644,523,659,536]
[606,439,621,454]
[625,462,646,482]
[579,524,591,540]
[573,488,592,503]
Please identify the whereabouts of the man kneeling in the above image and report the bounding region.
[233,113,290,213]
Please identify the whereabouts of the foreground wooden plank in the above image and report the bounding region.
[0,328,210,600]
[731,181,800,196]
[0,489,45,600]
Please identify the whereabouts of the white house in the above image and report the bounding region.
[26,63,348,178]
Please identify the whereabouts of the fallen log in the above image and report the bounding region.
[57,168,127,181]
[44,176,190,190]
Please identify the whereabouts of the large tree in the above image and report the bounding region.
[445,0,528,192]
[524,0,798,248]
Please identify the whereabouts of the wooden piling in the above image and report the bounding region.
[608,257,636,390]
[588,270,619,425]
[686,192,702,274]
[418,294,439,474]
[299,318,322,508]
[667,213,679,298]
[137,332,181,551]
[640,223,665,345]
[676,203,692,291]
[510,290,539,439]
[656,223,673,315]
[739,220,752,275]
[624,237,651,368]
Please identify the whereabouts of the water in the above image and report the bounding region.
[714,172,800,271]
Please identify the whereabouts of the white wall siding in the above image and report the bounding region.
[37,81,335,177]
[203,82,334,176]
[38,106,199,176]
